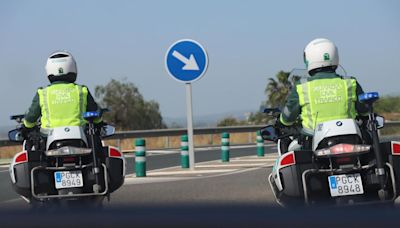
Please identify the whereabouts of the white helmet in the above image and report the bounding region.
[303,38,339,73]
[45,51,77,82]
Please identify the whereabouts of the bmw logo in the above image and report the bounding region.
[64,127,70,132]
[336,121,343,127]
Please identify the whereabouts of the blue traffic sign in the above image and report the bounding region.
[165,39,208,83]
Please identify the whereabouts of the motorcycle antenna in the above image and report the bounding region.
[338,64,347,77]
[313,111,319,134]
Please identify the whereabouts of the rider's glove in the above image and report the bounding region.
[20,124,32,138]
[274,119,286,136]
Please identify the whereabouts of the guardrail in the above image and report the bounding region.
[1,121,400,147]
[0,125,266,147]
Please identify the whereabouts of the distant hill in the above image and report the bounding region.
[164,110,255,128]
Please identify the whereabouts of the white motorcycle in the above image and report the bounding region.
[8,111,125,208]
[261,92,400,207]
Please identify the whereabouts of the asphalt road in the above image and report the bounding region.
[108,166,275,207]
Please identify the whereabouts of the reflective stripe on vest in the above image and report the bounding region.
[296,77,357,134]
[38,84,88,128]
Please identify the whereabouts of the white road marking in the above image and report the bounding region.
[230,159,277,162]
[147,150,179,155]
[124,176,194,185]
[123,164,275,186]
[1,197,23,204]
[195,163,275,168]
[146,169,238,176]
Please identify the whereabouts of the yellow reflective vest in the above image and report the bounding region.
[37,83,88,129]
[297,77,357,134]
[280,74,359,135]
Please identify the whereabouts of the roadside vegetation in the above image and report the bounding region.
[95,79,166,130]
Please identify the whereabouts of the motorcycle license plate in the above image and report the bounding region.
[328,173,364,197]
[54,171,83,189]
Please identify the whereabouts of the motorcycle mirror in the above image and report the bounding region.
[10,114,25,124]
[263,108,281,115]
[8,129,24,142]
[102,125,115,137]
[260,125,278,142]
[376,116,384,129]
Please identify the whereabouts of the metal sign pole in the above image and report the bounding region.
[165,39,208,171]
[185,83,195,170]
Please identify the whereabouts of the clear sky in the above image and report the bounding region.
[1,0,399,125]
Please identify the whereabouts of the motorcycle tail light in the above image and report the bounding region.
[15,151,28,164]
[45,146,92,157]
[391,142,400,155]
[280,152,295,167]
[109,146,123,158]
[315,143,370,157]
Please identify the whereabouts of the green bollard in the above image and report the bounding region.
[135,138,146,177]
[181,135,190,168]
[256,131,265,157]
[221,132,230,162]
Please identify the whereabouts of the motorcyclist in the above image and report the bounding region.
[278,38,369,147]
[22,51,101,139]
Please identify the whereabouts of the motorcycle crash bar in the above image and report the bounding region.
[314,143,370,158]
[45,146,92,157]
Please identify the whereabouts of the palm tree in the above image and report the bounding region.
[264,71,292,108]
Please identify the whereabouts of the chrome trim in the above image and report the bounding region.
[386,163,397,201]
[302,169,318,205]
[268,173,285,207]
[30,164,109,200]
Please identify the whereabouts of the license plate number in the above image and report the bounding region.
[54,171,83,189]
[328,173,364,197]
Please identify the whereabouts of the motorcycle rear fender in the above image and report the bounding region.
[313,119,362,151]
[46,126,88,150]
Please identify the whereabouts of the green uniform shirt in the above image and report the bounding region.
[279,72,368,135]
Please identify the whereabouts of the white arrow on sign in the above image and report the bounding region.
[172,51,199,71]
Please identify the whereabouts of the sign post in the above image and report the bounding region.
[165,39,208,170]
[185,83,195,169]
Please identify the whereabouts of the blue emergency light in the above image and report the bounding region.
[358,92,379,104]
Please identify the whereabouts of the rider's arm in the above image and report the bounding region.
[279,87,301,126]
[86,89,102,124]
[355,81,369,116]
[86,90,99,112]
[23,92,41,128]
